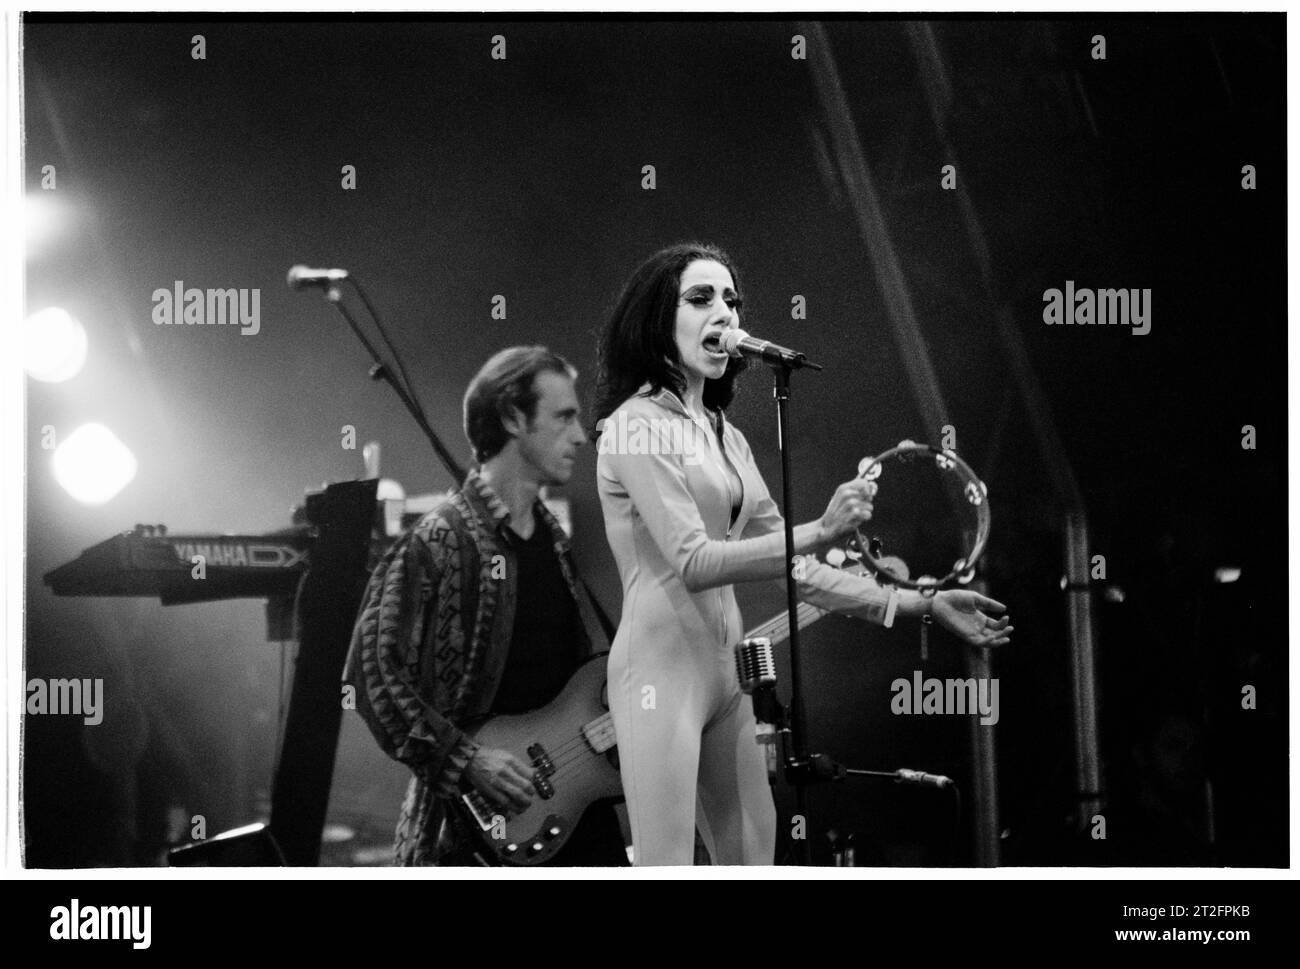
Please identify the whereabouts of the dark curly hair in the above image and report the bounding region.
[593,242,748,426]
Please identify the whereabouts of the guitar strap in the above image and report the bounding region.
[576,568,617,645]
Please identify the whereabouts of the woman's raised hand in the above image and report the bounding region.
[817,478,877,545]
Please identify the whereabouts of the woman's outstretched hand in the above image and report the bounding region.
[931,591,1013,647]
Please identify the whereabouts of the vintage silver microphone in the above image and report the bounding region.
[735,636,777,694]
[736,637,782,783]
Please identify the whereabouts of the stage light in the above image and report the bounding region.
[23,307,87,383]
[1214,566,1242,584]
[51,423,137,505]
[24,191,75,262]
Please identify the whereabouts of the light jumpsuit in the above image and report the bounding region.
[596,386,894,865]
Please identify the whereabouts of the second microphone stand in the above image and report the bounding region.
[764,360,834,866]
[765,359,959,865]
[324,283,466,482]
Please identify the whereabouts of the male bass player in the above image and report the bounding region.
[343,345,627,866]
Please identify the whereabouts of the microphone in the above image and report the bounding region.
[736,638,783,783]
[286,265,350,290]
[894,768,954,789]
[735,636,776,695]
[720,328,821,371]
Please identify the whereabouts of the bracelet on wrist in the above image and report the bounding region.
[883,587,899,628]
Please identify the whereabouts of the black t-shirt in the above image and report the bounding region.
[481,507,628,866]
[492,507,583,715]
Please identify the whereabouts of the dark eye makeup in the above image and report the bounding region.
[682,287,742,310]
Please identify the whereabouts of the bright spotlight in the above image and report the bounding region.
[52,423,137,505]
[24,191,75,262]
[24,307,87,382]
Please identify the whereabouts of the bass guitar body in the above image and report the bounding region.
[457,653,622,866]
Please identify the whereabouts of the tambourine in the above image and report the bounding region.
[826,439,991,596]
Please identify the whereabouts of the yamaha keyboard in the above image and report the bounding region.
[44,524,313,605]
[41,481,461,607]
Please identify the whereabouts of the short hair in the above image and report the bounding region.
[463,345,577,464]
[593,242,748,426]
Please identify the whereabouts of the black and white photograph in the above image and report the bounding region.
[8,6,1289,920]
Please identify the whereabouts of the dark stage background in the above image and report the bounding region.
[21,16,1286,867]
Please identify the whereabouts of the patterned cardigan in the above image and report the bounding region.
[343,468,594,865]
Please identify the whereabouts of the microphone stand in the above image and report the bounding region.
[766,359,830,866]
[322,283,466,483]
[765,359,963,865]
[304,276,620,640]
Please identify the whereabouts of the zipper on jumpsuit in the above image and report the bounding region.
[682,398,739,650]
[711,414,736,649]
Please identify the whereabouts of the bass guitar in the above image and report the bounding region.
[456,564,871,865]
